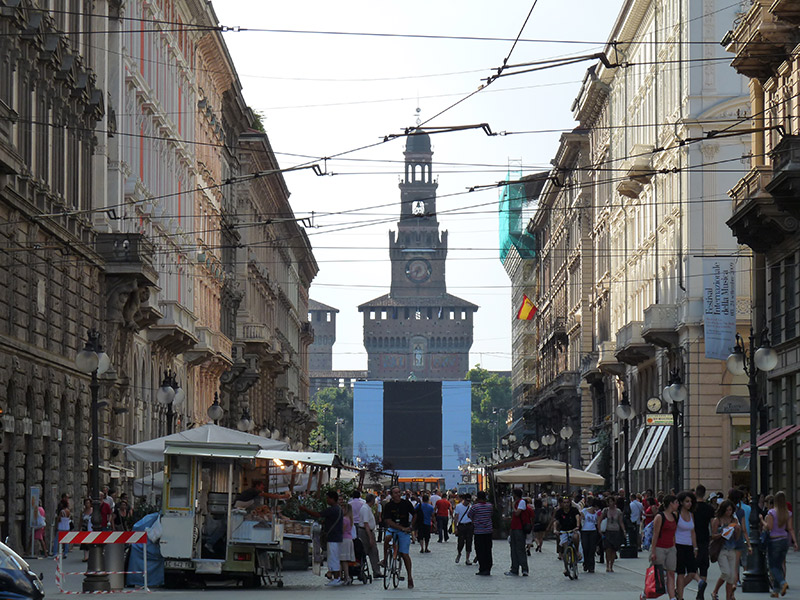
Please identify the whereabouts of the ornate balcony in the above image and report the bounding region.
[615,321,655,365]
[597,341,624,376]
[148,300,197,354]
[184,326,233,368]
[765,135,800,217]
[96,233,158,285]
[728,165,799,253]
[642,304,679,348]
[725,0,798,80]
[770,0,800,25]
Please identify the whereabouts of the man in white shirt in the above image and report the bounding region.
[357,494,382,577]
[430,490,442,507]
[453,494,474,565]
[349,490,366,527]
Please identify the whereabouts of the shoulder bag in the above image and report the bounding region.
[319,505,341,551]
[600,508,609,533]
[709,530,724,563]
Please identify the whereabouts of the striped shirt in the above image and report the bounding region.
[467,501,494,534]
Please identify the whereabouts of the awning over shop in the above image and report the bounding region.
[632,426,670,471]
[620,426,646,472]
[729,424,800,460]
[585,451,602,474]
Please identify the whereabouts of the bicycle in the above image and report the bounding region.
[383,530,403,589]
[559,528,580,580]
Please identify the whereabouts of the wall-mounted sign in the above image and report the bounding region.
[715,395,750,414]
[646,414,674,426]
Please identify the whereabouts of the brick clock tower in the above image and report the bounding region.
[359,130,478,381]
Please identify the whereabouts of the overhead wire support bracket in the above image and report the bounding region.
[383,123,495,142]
[484,52,619,83]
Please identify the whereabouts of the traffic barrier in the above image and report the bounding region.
[56,531,150,594]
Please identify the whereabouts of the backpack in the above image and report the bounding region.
[642,520,655,551]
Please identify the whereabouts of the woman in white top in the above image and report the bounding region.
[581,499,602,573]
[674,491,700,600]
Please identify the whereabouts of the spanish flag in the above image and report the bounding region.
[516,294,537,320]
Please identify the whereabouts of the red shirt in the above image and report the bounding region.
[435,498,451,517]
[510,499,528,530]
[655,513,677,548]
[101,502,112,529]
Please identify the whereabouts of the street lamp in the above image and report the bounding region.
[559,425,574,494]
[335,418,345,456]
[75,329,111,593]
[157,369,185,435]
[207,392,224,424]
[541,432,555,458]
[727,328,777,593]
[237,407,254,432]
[616,383,637,557]
[662,368,687,493]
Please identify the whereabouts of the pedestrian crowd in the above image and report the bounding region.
[33,486,135,560]
[303,483,796,599]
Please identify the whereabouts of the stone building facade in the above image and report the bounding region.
[0,0,316,548]
[725,0,800,512]
[503,0,754,492]
[359,131,477,381]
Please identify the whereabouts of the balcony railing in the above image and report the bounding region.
[726,0,797,79]
[148,300,197,353]
[95,232,158,285]
[642,304,679,348]
[766,135,800,217]
[615,321,655,365]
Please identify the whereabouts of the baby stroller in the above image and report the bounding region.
[348,537,373,584]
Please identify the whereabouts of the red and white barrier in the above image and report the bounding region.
[56,531,150,594]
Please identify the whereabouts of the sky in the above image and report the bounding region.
[214,1,626,372]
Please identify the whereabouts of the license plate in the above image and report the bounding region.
[165,560,193,570]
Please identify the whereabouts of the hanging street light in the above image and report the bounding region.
[207,392,224,424]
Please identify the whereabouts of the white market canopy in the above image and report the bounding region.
[124,424,288,463]
[494,459,605,486]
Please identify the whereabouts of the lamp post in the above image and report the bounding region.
[75,329,111,593]
[541,432,555,458]
[727,328,777,593]
[157,369,185,435]
[662,369,687,493]
[616,389,637,558]
[335,418,345,456]
[559,425,574,495]
[207,392,224,425]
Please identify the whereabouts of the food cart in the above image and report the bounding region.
[156,440,341,588]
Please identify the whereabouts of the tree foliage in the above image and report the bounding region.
[309,386,353,458]
[466,366,512,459]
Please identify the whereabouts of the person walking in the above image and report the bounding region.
[339,503,356,585]
[505,488,529,577]
[641,495,679,600]
[629,493,645,550]
[435,494,452,543]
[467,490,494,576]
[710,500,741,600]
[80,498,93,562]
[415,494,435,553]
[675,491,700,600]
[764,491,797,598]
[53,498,72,556]
[581,498,601,573]
[357,493,383,578]
[34,501,47,558]
[693,485,715,600]
[533,497,547,553]
[454,493,473,565]
[600,495,625,572]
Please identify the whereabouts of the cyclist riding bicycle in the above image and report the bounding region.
[382,486,417,589]
[553,496,582,571]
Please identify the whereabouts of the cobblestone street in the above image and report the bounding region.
[35,538,800,599]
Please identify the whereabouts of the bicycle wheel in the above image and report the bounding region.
[569,546,579,580]
[383,553,392,590]
[564,546,576,580]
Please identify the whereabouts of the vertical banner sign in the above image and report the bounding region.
[703,258,737,360]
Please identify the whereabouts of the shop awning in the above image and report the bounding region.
[729,424,800,460]
[620,426,646,472]
[632,426,671,471]
[585,451,602,474]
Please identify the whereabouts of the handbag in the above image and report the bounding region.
[600,509,609,533]
[644,564,666,598]
[35,513,46,529]
[709,536,724,563]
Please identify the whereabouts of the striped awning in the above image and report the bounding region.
[632,426,671,471]
[729,424,800,460]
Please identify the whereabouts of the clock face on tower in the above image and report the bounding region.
[405,258,432,283]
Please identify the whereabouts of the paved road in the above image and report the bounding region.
[31,538,799,599]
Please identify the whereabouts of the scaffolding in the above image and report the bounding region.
[498,165,538,264]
